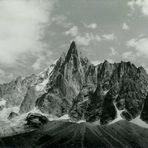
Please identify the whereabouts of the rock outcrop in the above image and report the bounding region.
[8,112,19,120]
[25,113,48,128]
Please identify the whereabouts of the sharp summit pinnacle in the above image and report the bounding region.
[65,41,78,62]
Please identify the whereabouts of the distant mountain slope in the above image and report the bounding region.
[1,120,148,148]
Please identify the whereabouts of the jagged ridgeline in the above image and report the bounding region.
[0,41,148,124]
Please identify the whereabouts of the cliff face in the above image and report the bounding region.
[0,74,36,107]
[70,61,148,124]
[0,41,148,125]
[141,94,148,123]
[36,41,148,124]
[0,64,54,113]
[36,41,92,116]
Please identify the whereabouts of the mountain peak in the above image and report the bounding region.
[70,41,76,50]
[65,41,78,62]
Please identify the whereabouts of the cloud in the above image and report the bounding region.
[75,35,91,46]
[126,38,136,47]
[91,60,102,66]
[0,68,14,83]
[0,0,54,66]
[91,59,114,66]
[126,38,148,57]
[110,47,118,56]
[32,50,52,70]
[122,23,130,30]
[74,33,117,46]
[65,26,79,37]
[0,69,5,77]
[32,55,45,70]
[106,59,114,63]
[122,51,136,61]
[141,63,148,73]
[128,0,148,16]
[52,15,72,28]
[65,25,101,46]
[102,33,116,40]
[84,23,97,29]
[75,33,101,46]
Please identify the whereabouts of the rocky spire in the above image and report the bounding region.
[65,41,78,62]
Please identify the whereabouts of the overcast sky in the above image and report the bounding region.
[0,0,148,83]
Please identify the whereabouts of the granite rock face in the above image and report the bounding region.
[36,42,148,124]
[36,41,91,117]
[0,71,50,108]
[0,41,148,125]
[19,86,37,114]
[0,63,55,113]
[141,95,148,123]
[0,75,36,107]
[69,58,148,124]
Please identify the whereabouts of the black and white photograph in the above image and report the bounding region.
[0,0,148,147]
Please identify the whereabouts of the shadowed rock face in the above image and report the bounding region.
[0,41,148,125]
[69,59,148,124]
[121,111,132,121]
[141,95,148,123]
[20,86,37,114]
[1,121,148,148]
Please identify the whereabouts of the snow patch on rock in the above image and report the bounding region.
[38,59,57,78]
[0,99,6,106]
[35,60,58,92]
[36,78,48,91]
[103,90,109,95]
[131,116,148,128]
[77,120,86,124]
[109,102,124,125]
[56,114,70,120]
[0,107,19,121]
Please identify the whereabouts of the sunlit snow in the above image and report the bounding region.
[0,106,19,121]
[109,102,124,125]
[0,99,6,106]
[77,120,86,124]
[57,114,70,120]
[36,78,48,91]
[131,116,148,128]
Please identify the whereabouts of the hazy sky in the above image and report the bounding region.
[0,0,148,83]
